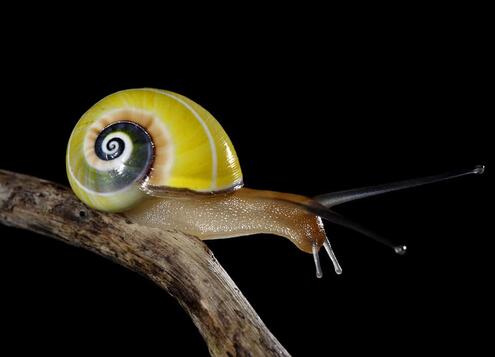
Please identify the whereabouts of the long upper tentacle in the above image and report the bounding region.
[314,165,484,208]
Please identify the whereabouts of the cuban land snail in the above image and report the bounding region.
[66,88,485,277]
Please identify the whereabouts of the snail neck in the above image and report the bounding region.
[124,187,327,254]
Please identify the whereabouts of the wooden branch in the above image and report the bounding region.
[0,170,290,357]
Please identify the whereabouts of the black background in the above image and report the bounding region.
[0,14,491,356]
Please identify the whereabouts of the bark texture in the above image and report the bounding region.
[0,170,290,357]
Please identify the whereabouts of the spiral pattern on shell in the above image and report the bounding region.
[67,88,243,212]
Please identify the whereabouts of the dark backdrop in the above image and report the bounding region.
[0,22,490,356]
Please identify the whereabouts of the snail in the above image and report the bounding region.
[66,88,485,277]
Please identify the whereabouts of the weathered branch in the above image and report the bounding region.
[0,170,290,357]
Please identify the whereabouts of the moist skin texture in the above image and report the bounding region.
[125,188,327,254]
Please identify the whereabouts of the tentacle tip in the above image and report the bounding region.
[335,267,343,275]
[394,245,407,255]
[473,165,485,175]
[316,271,323,279]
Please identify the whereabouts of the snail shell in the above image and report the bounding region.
[66,88,243,212]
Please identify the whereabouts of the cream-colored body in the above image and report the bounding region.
[126,188,327,254]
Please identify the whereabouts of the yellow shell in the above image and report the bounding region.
[66,88,243,212]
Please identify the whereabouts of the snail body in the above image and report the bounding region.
[125,188,326,254]
[67,88,484,277]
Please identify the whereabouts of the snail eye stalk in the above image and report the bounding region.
[309,207,407,254]
[305,165,485,275]
[314,165,485,208]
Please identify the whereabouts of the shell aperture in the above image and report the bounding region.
[67,88,243,212]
